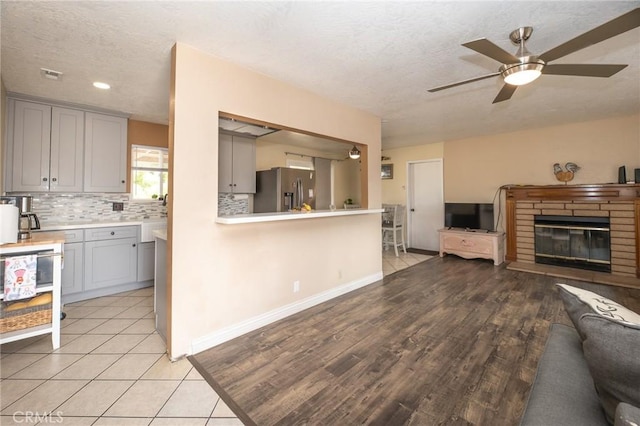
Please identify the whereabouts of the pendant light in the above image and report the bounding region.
[348,145,361,159]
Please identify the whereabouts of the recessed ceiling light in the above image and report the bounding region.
[93,81,111,90]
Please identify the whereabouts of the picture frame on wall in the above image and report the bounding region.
[381,164,393,179]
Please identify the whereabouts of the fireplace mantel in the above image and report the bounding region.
[503,183,640,202]
[503,183,640,284]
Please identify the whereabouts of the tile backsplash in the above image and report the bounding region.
[218,193,250,215]
[13,193,167,224]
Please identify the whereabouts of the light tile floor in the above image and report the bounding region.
[1,253,431,425]
[382,248,433,276]
[0,287,243,426]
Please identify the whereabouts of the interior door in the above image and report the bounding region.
[407,159,444,251]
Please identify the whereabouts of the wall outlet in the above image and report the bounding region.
[112,202,124,211]
[293,280,300,293]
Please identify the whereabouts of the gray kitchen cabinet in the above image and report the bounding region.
[61,229,84,296]
[137,241,155,282]
[6,100,84,192]
[218,133,256,193]
[61,242,84,295]
[84,226,138,291]
[84,112,128,192]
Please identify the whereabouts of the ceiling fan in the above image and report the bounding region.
[428,8,640,103]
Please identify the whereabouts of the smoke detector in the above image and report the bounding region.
[40,68,63,81]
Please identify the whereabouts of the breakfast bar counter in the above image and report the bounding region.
[216,208,384,224]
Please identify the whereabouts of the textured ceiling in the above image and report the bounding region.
[2,1,639,149]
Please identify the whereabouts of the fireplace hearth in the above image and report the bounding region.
[534,215,610,273]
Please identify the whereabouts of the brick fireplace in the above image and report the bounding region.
[503,184,640,288]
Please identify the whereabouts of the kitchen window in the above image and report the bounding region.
[131,145,169,200]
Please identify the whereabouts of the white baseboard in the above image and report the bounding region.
[190,271,383,355]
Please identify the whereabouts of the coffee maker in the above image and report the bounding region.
[0,195,40,239]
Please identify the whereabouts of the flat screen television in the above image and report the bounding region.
[444,203,495,231]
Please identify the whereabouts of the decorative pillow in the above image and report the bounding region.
[579,314,640,425]
[556,284,640,340]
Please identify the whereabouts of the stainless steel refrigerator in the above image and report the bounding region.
[254,167,318,213]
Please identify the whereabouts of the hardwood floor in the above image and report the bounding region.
[189,257,640,426]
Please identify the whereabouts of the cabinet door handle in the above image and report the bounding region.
[42,177,48,182]
[121,180,125,184]
[51,177,57,182]
[132,243,136,247]
[110,231,115,235]
[410,208,415,212]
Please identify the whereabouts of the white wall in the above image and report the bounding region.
[169,43,381,357]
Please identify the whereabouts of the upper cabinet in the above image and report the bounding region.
[4,97,128,193]
[84,113,127,192]
[218,133,256,193]
[51,107,85,192]
[8,100,84,192]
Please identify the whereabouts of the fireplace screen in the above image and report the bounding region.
[534,215,610,272]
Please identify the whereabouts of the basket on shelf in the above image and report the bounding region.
[0,294,53,334]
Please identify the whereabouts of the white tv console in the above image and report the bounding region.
[438,228,505,266]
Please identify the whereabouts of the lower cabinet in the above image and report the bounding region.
[57,225,155,302]
[61,229,84,297]
[61,242,84,295]
[137,242,155,282]
[84,237,138,291]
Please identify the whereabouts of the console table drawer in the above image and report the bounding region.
[438,228,505,266]
[442,234,493,255]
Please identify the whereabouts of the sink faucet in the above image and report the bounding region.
[162,194,168,206]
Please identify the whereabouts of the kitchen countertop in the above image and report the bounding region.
[152,230,167,241]
[38,218,166,231]
[0,231,66,248]
[216,208,384,224]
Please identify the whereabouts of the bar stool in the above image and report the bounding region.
[382,204,407,257]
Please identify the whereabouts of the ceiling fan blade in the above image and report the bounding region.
[542,63,628,77]
[492,84,517,104]
[427,72,500,92]
[462,38,520,64]
[539,8,640,63]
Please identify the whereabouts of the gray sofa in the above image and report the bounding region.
[520,323,640,426]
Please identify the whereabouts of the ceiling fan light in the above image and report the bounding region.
[348,145,361,159]
[502,62,544,86]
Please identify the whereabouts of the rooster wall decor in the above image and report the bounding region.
[554,162,580,184]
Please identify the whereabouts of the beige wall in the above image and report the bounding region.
[380,143,444,205]
[129,119,169,148]
[443,114,640,202]
[170,43,381,357]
